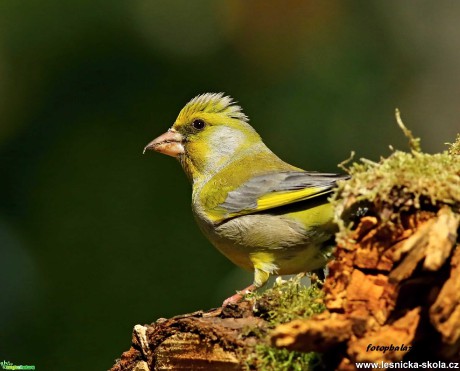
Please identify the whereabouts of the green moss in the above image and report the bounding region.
[332,142,460,228]
[252,276,325,326]
[339,150,459,206]
[243,276,325,370]
[331,124,460,242]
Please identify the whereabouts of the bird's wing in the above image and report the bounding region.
[211,171,349,222]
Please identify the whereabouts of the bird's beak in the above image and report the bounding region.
[143,129,185,157]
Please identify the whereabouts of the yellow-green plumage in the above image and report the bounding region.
[144,93,348,304]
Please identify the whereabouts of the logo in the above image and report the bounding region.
[0,360,35,370]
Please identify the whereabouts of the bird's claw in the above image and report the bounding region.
[222,293,244,307]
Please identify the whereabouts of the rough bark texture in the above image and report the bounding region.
[110,303,265,370]
[271,206,460,370]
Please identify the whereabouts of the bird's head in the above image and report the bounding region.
[144,93,263,182]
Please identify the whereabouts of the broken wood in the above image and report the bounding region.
[271,207,460,369]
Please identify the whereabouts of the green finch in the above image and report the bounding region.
[144,93,348,305]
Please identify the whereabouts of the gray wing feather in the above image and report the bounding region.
[221,171,349,213]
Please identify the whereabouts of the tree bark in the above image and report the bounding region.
[272,207,460,370]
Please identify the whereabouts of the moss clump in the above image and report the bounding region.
[332,142,460,231]
[244,276,325,370]
[337,150,459,208]
[253,276,325,326]
[331,119,460,245]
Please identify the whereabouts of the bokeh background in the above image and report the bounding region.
[1,1,459,369]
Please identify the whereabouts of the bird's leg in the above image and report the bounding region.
[222,267,270,307]
[222,283,258,307]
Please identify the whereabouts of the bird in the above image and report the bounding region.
[144,93,348,306]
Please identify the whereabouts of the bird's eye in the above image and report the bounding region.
[192,119,206,130]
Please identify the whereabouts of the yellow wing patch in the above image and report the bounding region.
[256,186,330,211]
[206,186,331,223]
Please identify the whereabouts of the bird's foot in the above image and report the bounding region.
[222,284,257,307]
[222,293,244,307]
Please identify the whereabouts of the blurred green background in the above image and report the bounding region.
[1,1,459,369]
